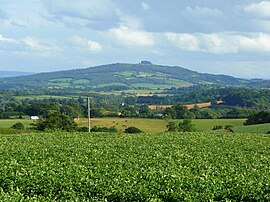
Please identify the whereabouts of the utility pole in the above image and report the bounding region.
[87,96,91,132]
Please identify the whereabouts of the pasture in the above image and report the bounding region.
[76,118,246,132]
[0,132,269,201]
[0,118,246,132]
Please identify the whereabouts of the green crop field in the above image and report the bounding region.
[0,132,269,201]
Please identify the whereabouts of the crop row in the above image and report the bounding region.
[0,132,270,201]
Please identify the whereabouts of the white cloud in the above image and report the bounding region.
[166,32,270,54]
[71,36,102,52]
[43,0,119,29]
[109,26,155,48]
[141,2,150,11]
[0,34,60,57]
[245,1,270,18]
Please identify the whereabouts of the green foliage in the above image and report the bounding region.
[0,132,270,200]
[91,126,117,133]
[225,125,233,129]
[213,125,223,130]
[244,111,270,125]
[125,126,142,133]
[11,122,25,130]
[166,121,178,132]
[178,119,195,132]
[35,112,77,132]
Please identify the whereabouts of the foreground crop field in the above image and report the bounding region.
[0,132,270,201]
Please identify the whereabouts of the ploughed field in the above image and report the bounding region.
[0,132,270,201]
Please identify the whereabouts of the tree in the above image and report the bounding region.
[244,111,270,125]
[178,119,195,132]
[35,111,77,132]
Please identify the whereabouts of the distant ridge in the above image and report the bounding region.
[0,62,269,90]
[0,71,34,78]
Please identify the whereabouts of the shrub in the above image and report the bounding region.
[267,131,270,134]
[91,126,118,133]
[178,119,195,132]
[167,122,178,132]
[11,122,25,130]
[225,125,233,129]
[125,126,142,134]
[213,125,223,130]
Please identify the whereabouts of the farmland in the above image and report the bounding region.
[0,132,270,201]
[77,118,246,132]
[0,118,246,132]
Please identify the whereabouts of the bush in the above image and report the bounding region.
[167,122,178,132]
[125,126,142,134]
[11,122,25,130]
[178,119,195,132]
[225,125,233,129]
[213,125,223,130]
[91,126,118,133]
[267,131,270,134]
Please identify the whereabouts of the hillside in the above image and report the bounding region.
[0,62,265,91]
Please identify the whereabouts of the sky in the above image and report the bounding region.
[0,0,270,78]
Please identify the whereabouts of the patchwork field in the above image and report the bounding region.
[0,132,269,201]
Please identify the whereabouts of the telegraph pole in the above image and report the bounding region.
[87,96,91,132]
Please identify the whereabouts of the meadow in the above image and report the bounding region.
[77,118,246,132]
[0,132,269,201]
[3,117,269,133]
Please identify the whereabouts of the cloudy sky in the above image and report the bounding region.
[0,0,270,78]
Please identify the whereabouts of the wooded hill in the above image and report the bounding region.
[0,62,269,90]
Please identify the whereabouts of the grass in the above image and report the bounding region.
[77,118,167,132]
[0,118,245,132]
[233,123,270,134]
[72,79,90,85]
[0,119,34,128]
[0,132,269,201]
[76,118,245,132]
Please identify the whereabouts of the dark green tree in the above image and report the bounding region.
[35,111,77,131]
[178,119,195,132]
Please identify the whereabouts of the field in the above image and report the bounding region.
[76,118,245,132]
[0,118,245,133]
[234,123,270,134]
[0,132,269,201]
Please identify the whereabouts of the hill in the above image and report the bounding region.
[0,62,267,90]
[0,71,34,78]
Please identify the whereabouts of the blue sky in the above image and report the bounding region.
[0,0,270,78]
